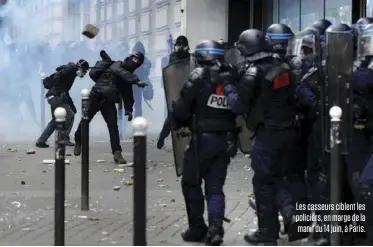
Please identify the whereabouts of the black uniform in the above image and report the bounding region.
[74,53,145,164]
[174,40,238,246]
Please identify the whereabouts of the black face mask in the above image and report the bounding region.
[125,59,139,72]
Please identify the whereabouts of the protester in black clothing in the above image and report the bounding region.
[73,51,146,164]
[35,59,89,147]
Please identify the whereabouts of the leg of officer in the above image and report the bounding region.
[204,139,230,245]
[244,128,280,245]
[181,146,207,242]
[100,101,126,164]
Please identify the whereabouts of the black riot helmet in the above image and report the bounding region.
[354,17,373,36]
[194,40,224,64]
[235,29,270,57]
[266,23,294,54]
[124,51,145,72]
[357,23,373,59]
[313,19,332,31]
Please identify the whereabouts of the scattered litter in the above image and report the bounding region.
[171,199,175,203]
[97,160,105,163]
[114,168,125,173]
[43,159,70,165]
[158,240,167,243]
[21,181,26,185]
[22,228,31,231]
[124,162,133,167]
[11,201,21,208]
[159,204,167,208]
[8,148,17,152]
[26,150,35,154]
[248,193,254,199]
[122,180,133,186]
[102,231,109,236]
[113,186,121,191]
[158,184,167,188]
[77,215,88,219]
[157,178,163,182]
[88,217,100,221]
[66,153,72,156]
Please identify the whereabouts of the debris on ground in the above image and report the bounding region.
[113,186,121,191]
[122,179,133,186]
[21,181,26,185]
[26,150,35,154]
[97,160,105,163]
[114,168,125,173]
[8,148,17,152]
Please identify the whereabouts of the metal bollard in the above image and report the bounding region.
[81,89,90,211]
[132,117,148,246]
[40,73,46,131]
[329,106,342,246]
[118,99,124,141]
[54,107,67,246]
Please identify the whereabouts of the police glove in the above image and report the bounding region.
[125,111,133,121]
[136,81,147,88]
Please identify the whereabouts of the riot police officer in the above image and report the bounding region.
[172,40,238,246]
[73,52,146,164]
[266,23,294,61]
[353,17,373,69]
[224,29,306,245]
[350,23,373,245]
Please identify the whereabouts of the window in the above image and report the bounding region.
[100,8,105,21]
[52,20,62,33]
[155,33,168,50]
[50,4,62,17]
[301,0,323,30]
[106,5,113,21]
[117,1,124,17]
[368,0,373,17]
[173,1,181,23]
[141,0,149,9]
[128,17,136,35]
[116,21,125,38]
[279,0,300,32]
[141,12,150,32]
[106,24,113,40]
[129,0,136,12]
[156,6,168,28]
[325,0,352,25]
[90,7,97,24]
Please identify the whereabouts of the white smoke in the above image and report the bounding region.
[0,0,169,143]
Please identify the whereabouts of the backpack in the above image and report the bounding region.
[42,73,57,89]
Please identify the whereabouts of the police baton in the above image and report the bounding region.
[132,117,148,246]
[40,72,46,131]
[54,107,67,246]
[329,106,342,246]
[81,89,90,211]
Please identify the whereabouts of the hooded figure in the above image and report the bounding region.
[132,41,153,117]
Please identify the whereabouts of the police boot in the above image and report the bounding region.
[359,185,373,245]
[74,141,81,156]
[244,230,277,246]
[282,206,310,242]
[205,214,224,246]
[113,151,127,164]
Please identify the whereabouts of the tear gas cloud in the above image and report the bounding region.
[0,0,168,143]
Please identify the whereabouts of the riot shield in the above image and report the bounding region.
[224,47,254,153]
[224,46,244,67]
[162,57,195,176]
[325,30,353,153]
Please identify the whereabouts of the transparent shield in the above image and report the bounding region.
[357,35,373,58]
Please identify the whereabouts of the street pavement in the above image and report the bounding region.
[0,139,305,246]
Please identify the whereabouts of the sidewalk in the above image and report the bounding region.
[0,141,300,245]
